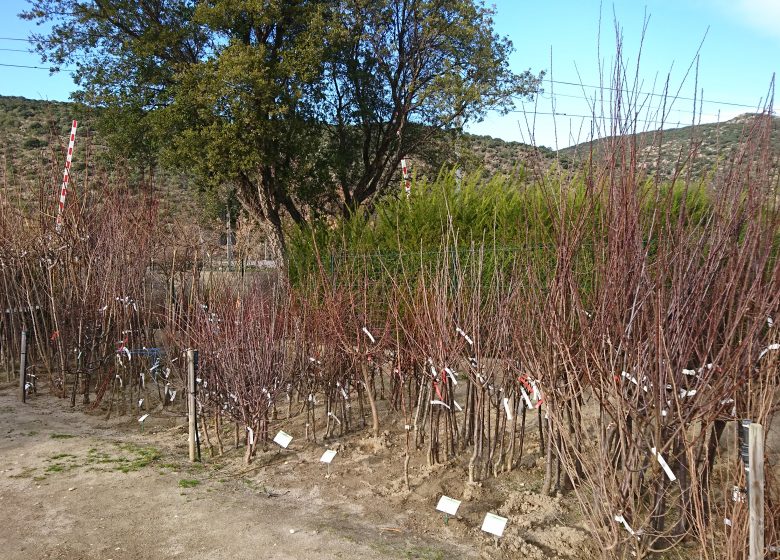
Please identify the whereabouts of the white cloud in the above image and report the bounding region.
[720,0,780,41]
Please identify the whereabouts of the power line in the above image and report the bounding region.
[0,62,73,71]
[537,91,721,120]
[538,78,761,110]
[0,47,31,53]
[512,109,697,128]
[0,34,768,111]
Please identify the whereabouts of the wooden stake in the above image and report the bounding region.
[188,349,197,462]
[749,422,764,560]
[19,329,27,403]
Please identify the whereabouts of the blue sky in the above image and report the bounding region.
[0,0,777,148]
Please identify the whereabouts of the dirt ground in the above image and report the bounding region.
[0,381,591,560]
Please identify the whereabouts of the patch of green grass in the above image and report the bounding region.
[373,542,446,560]
[178,478,200,488]
[9,466,37,479]
[48,453,76,461]
[81,443,161,473]
[45,464,65,473]
[50,433,75,439]
[111,443,161,473]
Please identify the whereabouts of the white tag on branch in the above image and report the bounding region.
[328,411,341,425]
[481,513,508,537]
[768,317,774,328]
[169,389,177,402]
[361,326,376,344]
[430,400,451,409]
[444,367,458,386]
[455,326,473,346]
[502,397,513,421]
[273,430,293,449]
[650,447,677,482]
[614,514,638,539]
[247,427,255,446]
[138,414,149,423]
[320,450,337,464]
[758,343,780,360]
[621,371,647,392]
[520,388,533,409]
[679,389,696,399]
[732,486,747,503]
[138,398,144,408]
[453,400,463,412]
[436,495,461,516]
[529,379,542,401]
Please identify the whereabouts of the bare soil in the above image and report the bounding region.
[0,382,592,560]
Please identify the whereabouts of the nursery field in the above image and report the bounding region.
[2,108,780,560]
[0,381,591,560]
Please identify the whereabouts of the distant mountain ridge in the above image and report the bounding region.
[1,95,777,218]
[557,113,780,179]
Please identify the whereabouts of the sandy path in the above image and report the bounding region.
[0,384,470,560]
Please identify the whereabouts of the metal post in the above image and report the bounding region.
[226,213,232,271]
[739,419,752,501]
[188,349,197,462]
[749,422,764,560]
[19,329,27,403]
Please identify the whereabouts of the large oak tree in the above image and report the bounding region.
[23,0,543,258]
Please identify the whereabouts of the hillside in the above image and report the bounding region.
[2,95,777,225]
[0,95,551,199]
[558,113,780,178]
[0,96,204,229]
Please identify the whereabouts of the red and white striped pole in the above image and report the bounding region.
[401,158,411,197]
[55,120,78,234]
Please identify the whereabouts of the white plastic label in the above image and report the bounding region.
[455,326,474,345]
[502,397,513,420]
[481,512,508,537]
[436,495,461,516]
[650,446,677,482]
[138,414,149,423]
[273,430,293,448]
[320,450,337,464]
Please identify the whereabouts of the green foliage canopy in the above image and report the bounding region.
[23,0,543,253]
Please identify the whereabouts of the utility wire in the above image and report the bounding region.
[532,78,761,110]
[0,35,768,111]
[513,110,695,127]
[0,62,72,71]
[537,91,722,119]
